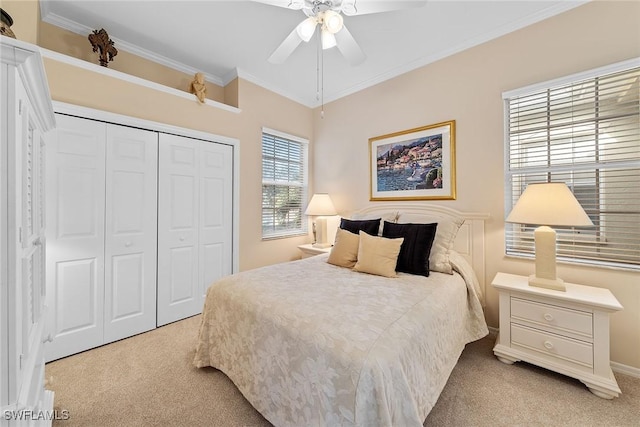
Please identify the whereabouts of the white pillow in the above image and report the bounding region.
[397,213,464,274]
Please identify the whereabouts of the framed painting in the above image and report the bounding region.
[369,120,456,201]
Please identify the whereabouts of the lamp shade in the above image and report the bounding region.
[296,17,317,42]
[321,29,337,50]
[323,10,344,34]
[305,193,336,216]
[506,182,593,227]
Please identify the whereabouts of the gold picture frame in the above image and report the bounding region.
[369,120,456,201]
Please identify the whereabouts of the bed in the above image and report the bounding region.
[194,204,490,426]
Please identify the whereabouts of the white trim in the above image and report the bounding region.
[261,128,310,240]
[0,36,56,130]
[52,101,241,274]
[262,127,310,145]
[503,57,640,99]
[611,361,640,379]
[41,48,242,114]
[39,6,224,86]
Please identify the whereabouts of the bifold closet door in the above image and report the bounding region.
[46,114,158,361]
[157,134,232,326]
[45,115,106,361]
[103,124,157,343]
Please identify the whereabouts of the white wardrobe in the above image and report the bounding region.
[1,37,56,423]
[45,109,235,361]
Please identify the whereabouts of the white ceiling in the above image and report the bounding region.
[39,0,587,107]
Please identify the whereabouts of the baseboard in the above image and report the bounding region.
[611,361,640,379]
[487,327,639,378]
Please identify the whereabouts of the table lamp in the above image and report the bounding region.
[305,193,337,248]
[506,182,593,291]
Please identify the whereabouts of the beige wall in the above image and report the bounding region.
[37,21,227,104]
[3,0,315,273]
[2,0,39,44]
[42,58,314,272]
[313,1,640,369]
[6,0,639,369]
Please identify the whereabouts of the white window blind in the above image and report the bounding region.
[262,128,308,239]
[504,60,640,270]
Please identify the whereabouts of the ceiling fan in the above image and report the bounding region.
[253,0,427,66]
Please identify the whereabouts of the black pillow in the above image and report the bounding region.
[340,218,381,236]
[382,221,437,277]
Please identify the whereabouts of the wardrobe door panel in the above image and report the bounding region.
[157,134,200,326]
[104,125,157,343]
[46,114,106,362]
[200,143,233,297]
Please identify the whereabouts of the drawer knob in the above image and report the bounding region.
[543,340,554,350]
[543,313,554,322]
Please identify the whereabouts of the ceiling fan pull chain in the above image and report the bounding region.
[316,25,321,103]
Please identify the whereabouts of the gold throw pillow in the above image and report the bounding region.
[354,231,404,278]
[327,228,360,268]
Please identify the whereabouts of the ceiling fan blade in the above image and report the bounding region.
[268,27,304,64]
[335,25,366,66]
[341,0,427,16]
[251,0,305,10]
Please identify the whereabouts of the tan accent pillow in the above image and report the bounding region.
[354,231,404,278]
[327,228,360,268]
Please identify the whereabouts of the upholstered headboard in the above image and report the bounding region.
[350,204,490,298]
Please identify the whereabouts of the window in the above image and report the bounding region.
[504,60,640,270]
[261,128,308,239]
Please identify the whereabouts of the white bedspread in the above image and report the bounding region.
[194,253,488,427]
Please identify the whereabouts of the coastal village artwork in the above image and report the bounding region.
[369,121,456,201]
[376,134,444,191]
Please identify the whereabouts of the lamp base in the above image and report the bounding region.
[528,274,566,292]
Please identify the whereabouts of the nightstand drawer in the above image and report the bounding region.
[511,297,593,340]
[511,324,593,373]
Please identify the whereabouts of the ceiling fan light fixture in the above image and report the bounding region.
[340,0,357,15]
[321,28,337,49]
[296,16,317,42]
[323,10,344,34]
[288,0,305,10]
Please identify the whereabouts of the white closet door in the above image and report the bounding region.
[45,114,106,361]
[200,142,233,298]
[103,125,157,343]
[157,134,200,326]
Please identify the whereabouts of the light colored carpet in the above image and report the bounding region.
[46,315,640,427]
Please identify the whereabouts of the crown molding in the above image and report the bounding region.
[39,5,225,87]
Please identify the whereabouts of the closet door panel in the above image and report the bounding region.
[200,143,233,296]
[157,134,200,326]
[46,114,106,361]
[104,125,157,343]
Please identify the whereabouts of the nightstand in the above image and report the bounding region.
[492,272,623,399]
[297,243,332,259]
